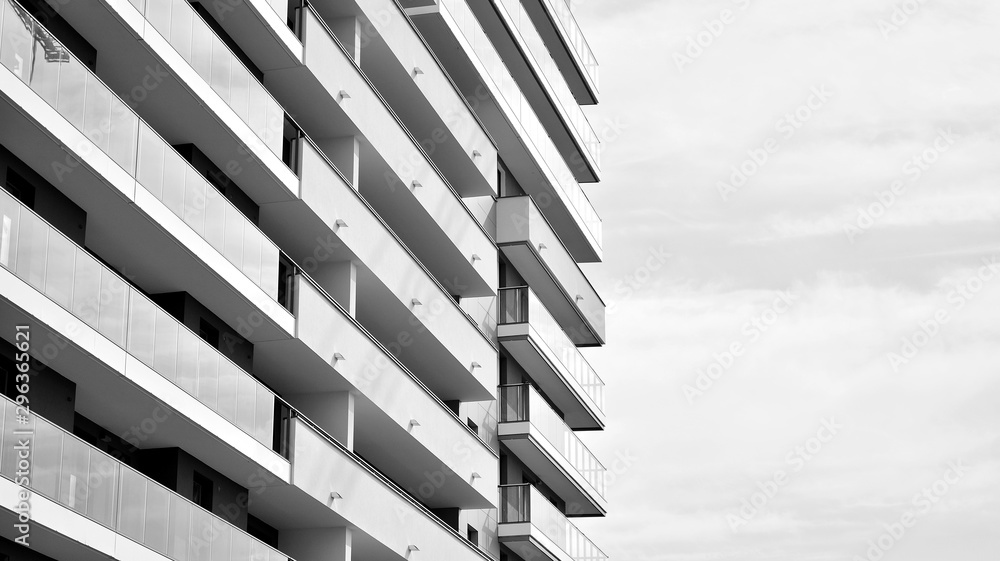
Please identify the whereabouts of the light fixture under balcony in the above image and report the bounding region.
[471,361,482,369]
[408,419,421,430]
[334,218,348,229]
[329,491,343,501]
[411,180,422,190]
[333,352,346,364]
[576,294,585,302]
[411,298,422,307]
[412,66,424,77]
[337,89,351,101]
[471,253,481,262]
[537,242,547,251]
[472,149,482,159]
[471,471,482,480]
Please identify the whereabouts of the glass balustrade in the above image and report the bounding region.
[0,395,291,561]
[494,0,600,167]
[499,484,606,561]
[499,384,605,497]
[131,0,287,162]
[543,0,599,90]
[437,0,602,248]
[0,190,284,454]
[498,287,605,411]
[0,0,281,301]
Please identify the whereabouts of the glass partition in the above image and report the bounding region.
[0,190,281,453]
[498,287,605,411]
[499,484,607,561]
[499,384,606,497]
[542,0,599,89]
[0,396,291,561]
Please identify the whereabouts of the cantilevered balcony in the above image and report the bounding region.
[467,0,601,182]
[404,0,604,262]
[497,196,605,345]
[521,0,600,104]
[499,484,607,561]
[498,287,605,430]
[0,395,293,561]
[500,384,606,515]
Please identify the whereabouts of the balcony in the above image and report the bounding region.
[404,0,603,262]
[500,384,606,515]
[467,0,601,182]
[0,395,292,561]
[498,287,604,430]
[497,196,605,345]
[521,0,600,104]
[0,0,294,342]
[0,187,292,484]
[499,484,607,561]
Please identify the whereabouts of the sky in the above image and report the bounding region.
[568,0,1000,559]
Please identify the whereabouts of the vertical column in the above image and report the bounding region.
[329,17,362,63]
[317,137,361,190]
[313,259,357,317]
[287,391,356,451]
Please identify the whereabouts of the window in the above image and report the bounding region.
[198,318,219,348]
[467,418,478,434]
[467,525,479,545]
[192,472,214,511]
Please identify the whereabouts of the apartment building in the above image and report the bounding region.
[0,0,607,560]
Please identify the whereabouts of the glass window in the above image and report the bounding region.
[87,452,118,526]
[98,268,127,346]
[137,123,165,199]
[127,291,157,367]
[196,339,219,410]
[0,2,33,82]
[15,211,47,291]
[230,529,252,561]
[58,434,90,513]
[144,482,171,554]
[118,467,147,542]
[0,399,21,478]
[109,97,138,174]
[250,540,270,561]
[258,242,278,300]
[167,494,192,561]
[28,24,61,106]
[153,307,179,381]
[32,418,62,500]
[188,506,213,561]
[247,81,267,142]
[0,190,20,270]
[83,72,112,154]
[43,231,75,309]
[56,55,87,130]
[209,521,232,561]
[264,99,284,157]
[209,34,231,103]
[182,168,207,236]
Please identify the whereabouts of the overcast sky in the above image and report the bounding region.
[570,0,1000,559]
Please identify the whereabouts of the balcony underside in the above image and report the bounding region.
[499,325,604,430]
[501,242,603,346]
[190,0,303,72]
[521,0,599,105]
[0,76,293,343]
[500,524,571,561]
[500,424,606,515]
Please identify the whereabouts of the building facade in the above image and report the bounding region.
[0,0,607,560]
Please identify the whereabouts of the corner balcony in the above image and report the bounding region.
[521,0,600,104]
[467,0,601,182]
[497,196,605,345]
[0,395,293,561]
[404,0,603,263]
[498,287,604,430]
[499,484,607,561]
[500,384,606,515]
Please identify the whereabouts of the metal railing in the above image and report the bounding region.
[499,483,607,561]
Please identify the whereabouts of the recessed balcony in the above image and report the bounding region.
[497,196,605,345]
[498,287,605,430]
[499,484,607,561]
[500,384,606,515]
